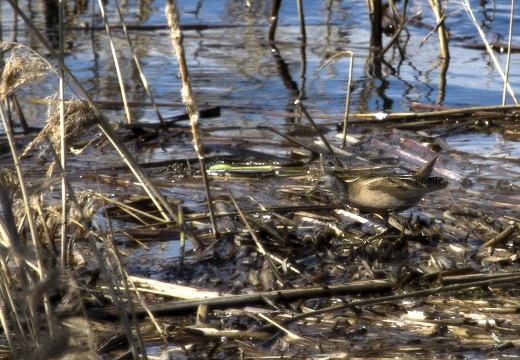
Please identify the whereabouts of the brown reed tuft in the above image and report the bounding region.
[21,99,100,159]
[0,43,50,100]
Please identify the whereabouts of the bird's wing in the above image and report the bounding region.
[364,177,429,198]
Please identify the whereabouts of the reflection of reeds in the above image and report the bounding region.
[463,0,518,104]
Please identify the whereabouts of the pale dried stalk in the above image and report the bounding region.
[97,0,132,124]
[463,0,518,104]
[6,0,199,248]
[165,0,218,239]
[0,43,50,100]
[427,0,449,59]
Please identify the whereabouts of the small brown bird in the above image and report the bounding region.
[308,157,448,223]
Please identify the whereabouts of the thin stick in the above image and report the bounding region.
[0,102,56,343]
[98,183,149,359]
[502,0,515,106]
[279,273,520,328]
[316,51,355,148]
[10,95,29,132]
[97,0,132,124]
[58,0,67,268]
[113,0,164,124]
[268,0,282,41]
[295,100,343,168]
[427,0,449,59]
[463,0,518,104]
[6,0,193,242]
[481,226,515,249]
[165,0,219,240]
[258,313,301,340]
[296,0,306,42]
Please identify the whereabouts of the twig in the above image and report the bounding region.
[0,99,54,342]
[58,0,67,269]
[44,137,140,357]
[481,226,515,249]
[178,206,185,272]
[295,0,306,42]
[278,273,520,328]
[97,180,148,359]
[87,281,393,318]
[268,0,282,41]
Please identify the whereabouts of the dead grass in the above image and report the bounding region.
[0,43,50,100]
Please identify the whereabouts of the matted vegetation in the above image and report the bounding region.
[0,0,520,359]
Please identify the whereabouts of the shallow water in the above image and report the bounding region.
[1,1,519,219]
[3,1,520,120]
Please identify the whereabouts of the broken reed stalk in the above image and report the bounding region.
[127,274,169,344]
[97,0,132,124]
[113,0,164,124]
[502,0,515,106]
[268,0,282,41]
[462,0,518,104]
[380,7,422,57]
[294,100,343,168]
[427,0,449,60]
[5,0,201,247]
[480,226,515,249]
[349,103,520,122]
[165,0,219,240]
[10,94,29,132]
[0,275,17,356]
[258,313,301,340]
[315,51,354,148]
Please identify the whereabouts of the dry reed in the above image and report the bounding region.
[0,43,50,100]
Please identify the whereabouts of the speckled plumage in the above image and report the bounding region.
[310,157,448,220]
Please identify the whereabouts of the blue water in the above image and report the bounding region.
[1,0,520,157]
